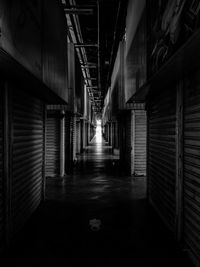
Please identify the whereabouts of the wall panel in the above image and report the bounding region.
[43,0,68,102]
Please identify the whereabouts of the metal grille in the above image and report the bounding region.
[148,89,176,231]
[46,112,60,177]
[183,81,200,263]
[11,90,44,235]
[134,110,147,176]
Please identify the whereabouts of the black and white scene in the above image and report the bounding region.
[0,0,199,266]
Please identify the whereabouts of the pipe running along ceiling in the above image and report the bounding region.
[63,0,127,116]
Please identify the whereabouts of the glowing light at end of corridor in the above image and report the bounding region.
[96,120,102,143]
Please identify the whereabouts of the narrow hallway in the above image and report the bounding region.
[4,135,193,267]
[1,1,200,266]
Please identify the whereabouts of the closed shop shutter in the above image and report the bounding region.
[119,112,132,174]
[105,123,109,143]
[0,89,4,250]
[119,116,126,169]
[76,119,80,154]
[148,89,176,231]
[126,113,132,174]
[109,123,112,146]
[46,112,60,177]
[85,122,88,146]
[183,75,200,264]
[65,114,71,173]
[71,115,76,161]
[80,120,84,152]
[11,90,44,235]
[115,121,119,149]
[134,110,147,176]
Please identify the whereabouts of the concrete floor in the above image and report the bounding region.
[3,136,194,266]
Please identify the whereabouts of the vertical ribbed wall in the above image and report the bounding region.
[11,89,44,235]
[72,116,77,161]
[76,119,81,154]
[119,112,132,174]
[148,89,176,231]
[134,110,147,176]
[0,88,4,250]
[125,112,132,174]
[183,75,200,264]
[65,114,72,173]
[46,112,60,177]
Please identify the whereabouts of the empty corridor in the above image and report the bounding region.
[3,136,193,267]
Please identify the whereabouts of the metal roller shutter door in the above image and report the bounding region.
[119,116,126,168]
[46,112,60,177]
[11,90,44,235]
[134,110,147,176]
[148,89,176,231]
[65,114,71,173]
[184,78,200,264]
[71,116,76,161]
[76,119,80,154]
[126,113,132,174]
[0,89,4,250]
[85,122,88,146]
[119,112,132,174]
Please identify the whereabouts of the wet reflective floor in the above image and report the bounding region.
[4,136,194,266]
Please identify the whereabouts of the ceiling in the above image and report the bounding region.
[63,0,127,115]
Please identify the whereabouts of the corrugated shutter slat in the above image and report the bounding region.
[0,89,4,251]
[148,89,176,232]
[46,113,60,177]
[11,91,44,235]
[134,110,146,175]
[184,82,200,263]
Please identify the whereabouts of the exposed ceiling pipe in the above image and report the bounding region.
[97,0,101,96]
[64,5,96,9]
[66,0,102,114]
[71,1,91,82]
[81,65,97,69]
[64,8,94,15]
[65,13,89,85]
[105,0,121,94]
[75,43,98,48]
[68,0,93,88]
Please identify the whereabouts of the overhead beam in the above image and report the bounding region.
[75,44,98,48]
[81,65,97,69]
[64,8,93,15]
[85,77,96,81]
[64,5,96,9]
